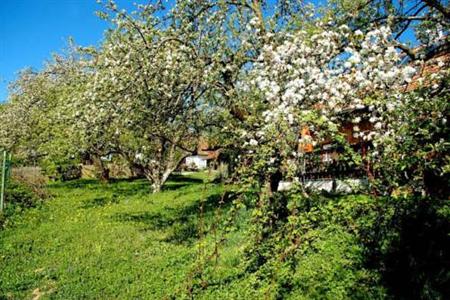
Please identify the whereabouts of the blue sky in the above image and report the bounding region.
[0,0,141,102]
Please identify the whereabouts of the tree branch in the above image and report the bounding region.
[423,0,450,20]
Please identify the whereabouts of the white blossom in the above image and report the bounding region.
[249,139,258,146]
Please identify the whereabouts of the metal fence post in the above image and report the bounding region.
[0,150,6,211]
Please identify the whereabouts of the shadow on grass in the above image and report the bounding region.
[50,179,99,189]
[112,191,237,244]
[162,182,196,191]
[168,174,204,184]
[162,174,205,191]
[70,176,207,210]
[52,174,204,196]
[80,195,120,208]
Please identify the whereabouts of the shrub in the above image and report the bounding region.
[56,164,82,181]
[0,179,47,228]
[239,192,449,299]
[11,167,48,198]
[40,158,82,181]
[288,226,386,300]
[5,181,40,208]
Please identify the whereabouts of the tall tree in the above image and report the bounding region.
[80,1,213,191]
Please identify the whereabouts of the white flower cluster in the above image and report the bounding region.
[246,25,417,148]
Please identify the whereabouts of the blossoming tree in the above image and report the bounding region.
[0,54,85,176]
[236,24,418,194]
[77,1,216,191]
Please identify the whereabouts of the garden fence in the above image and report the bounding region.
[0,150,12,211]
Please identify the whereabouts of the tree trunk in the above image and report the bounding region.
[143,170,156,193]
[143,152,192,193]
[152,181,162,193]
[143,169,164,194]
[148,169,173,193]
[259,169,283,203]
[158,169,172,191]
[100,167,110,183]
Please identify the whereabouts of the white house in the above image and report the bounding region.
[185,155,208,170]
[277,178,368,193]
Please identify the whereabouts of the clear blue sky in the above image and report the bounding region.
[0,0,141,102]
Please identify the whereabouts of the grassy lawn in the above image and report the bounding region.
[3,172,447,299]
[0,172,256,299]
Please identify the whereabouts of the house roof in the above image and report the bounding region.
[404,50,450,92]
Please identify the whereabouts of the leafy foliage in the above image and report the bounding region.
[373,72,450,198]
[229,190,450,299]
[0,180,44,228]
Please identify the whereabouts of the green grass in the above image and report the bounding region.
[0,172,257,299]
[2,173,448,299]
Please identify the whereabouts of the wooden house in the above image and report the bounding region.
[298,47,449,180]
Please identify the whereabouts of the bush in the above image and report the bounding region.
[6,181,40,208]
[0,180,46,228]
[40,158,82,181]
[289,226,386,299]
[241,192,450,299]
[11,167,48,198]
[56,164,82,181]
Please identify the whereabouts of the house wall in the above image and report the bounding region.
[278,179,368,193]
[185,155,208,170]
